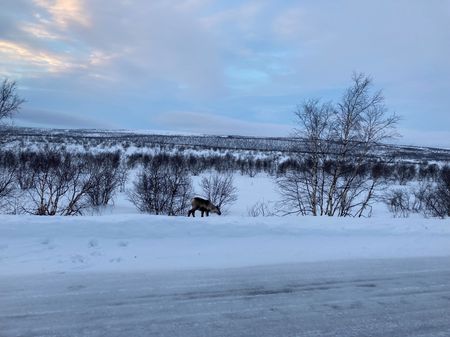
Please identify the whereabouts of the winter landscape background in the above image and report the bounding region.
[1,0,450,335]
[1,126,450,336]
[1,126,449,275]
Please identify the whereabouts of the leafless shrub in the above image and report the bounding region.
[275,170,309,216]
[384,188,412,218]
[418,163,440,182]
[247,200,274,217]
[86,152,127,207]
[383,181,447,218]
[395,163,417,185]
[129,157,192,215]
[16,153,35,190]
[411,183,429,213]
[421,166,450,218]
[22,150,97,216]
[0,164,17,213]
[199,172,237,212]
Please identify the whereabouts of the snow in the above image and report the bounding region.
[0,170,449,277]
[2,130,450,335]
[1,213,449,276]
[2,257,450,337]
[1,154,450,337]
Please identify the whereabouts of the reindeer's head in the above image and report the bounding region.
[211,204,221,215]
[206,200,222,215]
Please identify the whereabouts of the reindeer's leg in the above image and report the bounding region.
[206,210,210,217]
[188,209,192,217]
[201,209,205,217]
[189,207,197,217]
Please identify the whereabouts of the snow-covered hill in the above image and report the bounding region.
[2,126,450,162]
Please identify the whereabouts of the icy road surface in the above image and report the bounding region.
[1,257,450,337]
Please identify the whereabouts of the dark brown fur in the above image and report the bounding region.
[188,197,221,217]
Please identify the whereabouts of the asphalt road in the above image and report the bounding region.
[1,257,450,337]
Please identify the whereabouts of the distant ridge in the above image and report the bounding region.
[2,126,450,162]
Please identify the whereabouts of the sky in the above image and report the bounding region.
[1,0,450,147]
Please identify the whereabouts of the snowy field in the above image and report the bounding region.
[1,171,450,337]
[1,174,450,276]
[1,213,450,276]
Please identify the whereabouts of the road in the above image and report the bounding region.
[1,257,450,337]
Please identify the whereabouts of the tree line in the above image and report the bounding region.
[1,148,448,217]
[0,149,240,216]
[0,150,126,215]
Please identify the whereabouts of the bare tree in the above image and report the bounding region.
[199,172,238,212]
[384,188,412,218]
[129,157,192,215]
[23,151,96,216]
[86,152,126,207]
[247,200,274,217]
[0,167,16,203]
[395,163,417,185]
[422,166,450,218]
[277,73,399,217]
[0,78,24,122]
[0,153,18,213]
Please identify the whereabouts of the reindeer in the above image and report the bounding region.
[188,197,221,217]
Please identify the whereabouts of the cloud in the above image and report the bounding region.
[21,23,62,40]
[151,111,292,137]
[271,1,450,88]
[81,0,225,97]
[2,0,225,97]
[33,0,90,28]
[0,40,78,74]
[16,108,118,129]
[1,0,449,146]
[272,7,310,41]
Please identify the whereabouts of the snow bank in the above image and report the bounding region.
[0,214,449,276]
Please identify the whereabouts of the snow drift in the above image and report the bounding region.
[1,214,449,276]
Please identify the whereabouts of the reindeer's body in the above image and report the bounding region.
[188,197,221,217]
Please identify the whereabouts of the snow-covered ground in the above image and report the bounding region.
[1,171,450,336]
[1,173,450,276]
[1,213,449,276]
[0,175,450,275]
[2,257,450,337]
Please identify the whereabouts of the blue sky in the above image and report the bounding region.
[1,0,450,146]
